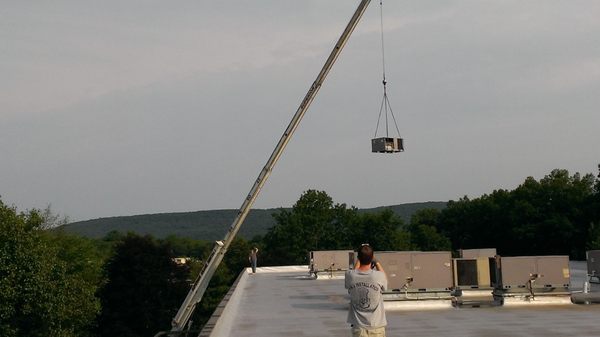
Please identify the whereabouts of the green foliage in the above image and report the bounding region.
[0,200,99,337]
[161,234,210,259]
[89,232,254,334]
[408,209,451,251]
[438,168,598,259]
[596,164,600,193]
[586,165,600,249]
[263,190,349,265]
[262,190,412,265]
[224,237,255,275]
[96,234,190,337]
[41,230,106,336]
[351,209,412,251]
[587,222,600,250]
[42,230,108,287]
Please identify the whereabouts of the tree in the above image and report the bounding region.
[39,204,69,229]
[224,237,254,275]
[262,190,411,265]
[146,235,256,332]
[438,168,597,258]
[42,229,107,289]
[351,209,411,251]
[262,190,358,265]
[96,234,190,337]
[518,169,594,257]
[40,230,106,336]
[0,199,99,337]
[408,209,451,251]
[586,164,600,249]
[162,235,210,260]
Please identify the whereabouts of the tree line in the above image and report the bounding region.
[1,166,599,336]
[260,167,600,264]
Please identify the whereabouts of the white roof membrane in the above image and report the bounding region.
[201,263,600,337]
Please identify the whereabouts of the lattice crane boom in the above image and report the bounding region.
[170,0,372,333]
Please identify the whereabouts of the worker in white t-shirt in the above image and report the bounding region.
[345,244,388,337]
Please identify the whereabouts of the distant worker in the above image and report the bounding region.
[249,247,259,274]
[345,244,388,337]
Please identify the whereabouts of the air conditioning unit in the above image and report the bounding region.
[376,251,453,291]
[453,257,492,289]
[371,137,404,153]
[309,250,354,275]
[494,256,570,289]
[586,250,600,283]
[376,251,413,291]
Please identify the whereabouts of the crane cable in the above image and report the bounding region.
[380,0,387,87]
[374,0,402,139]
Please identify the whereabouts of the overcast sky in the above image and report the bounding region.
[1,0,599,221]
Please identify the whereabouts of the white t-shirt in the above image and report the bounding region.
[345,269,388,329]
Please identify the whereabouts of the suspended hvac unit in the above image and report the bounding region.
[309,250,354,276]
[371,137,404,153]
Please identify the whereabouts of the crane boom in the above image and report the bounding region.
[170,0,372,332]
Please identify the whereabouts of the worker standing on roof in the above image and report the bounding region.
[345,244,388,337]
[249,247,259,274]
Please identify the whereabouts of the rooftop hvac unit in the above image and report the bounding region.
[453,257,492,289]
[375,251,453,291]
[309,250,354,275]
[586,250,600,283]
[494,256,570,290]
[412,252,453,290]
[489,256,501,288]
[376,251,413,291]
[459,248,497,259]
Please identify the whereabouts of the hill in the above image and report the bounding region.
[60,201,447,241]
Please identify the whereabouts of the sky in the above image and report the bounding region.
[1,0,599,222]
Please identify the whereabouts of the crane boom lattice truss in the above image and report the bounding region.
[170,0,372,333]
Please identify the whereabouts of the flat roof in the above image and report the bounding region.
[201,263,600,337]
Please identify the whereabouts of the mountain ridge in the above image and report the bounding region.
[61,201,447,240]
